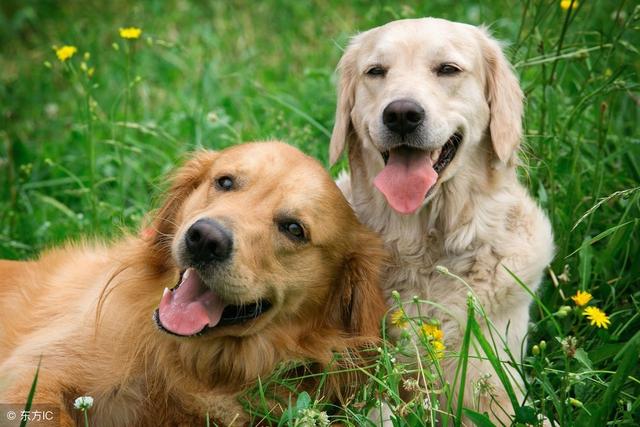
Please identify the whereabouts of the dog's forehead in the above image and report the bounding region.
[359,18,480,66]
[212,143,350,232]
[216,142,340,200]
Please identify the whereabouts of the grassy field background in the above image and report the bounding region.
[1,0,638,425]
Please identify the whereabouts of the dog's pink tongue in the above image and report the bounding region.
[158,269,225,336]
[374,146,438,214]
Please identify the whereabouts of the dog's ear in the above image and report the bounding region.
[148,151,218,247]
[329,36,361,166]
[480,28,524,165]
[326,226,387,338]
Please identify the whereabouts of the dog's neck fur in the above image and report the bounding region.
[104,248,351,408]
[80,239,368,425]
[347,134,518,256]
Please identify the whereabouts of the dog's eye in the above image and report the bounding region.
[437,63,462,76]
[215,176,234,191]
[366,66,387,77]
[278,220,306,241]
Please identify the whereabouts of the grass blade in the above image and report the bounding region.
[453,299,475,427]
[469,318,519,410]
[565,221,634,258]
[587,330,640,427]
[20,357,42,427]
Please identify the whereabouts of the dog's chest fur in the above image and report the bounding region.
[340,171,554,351]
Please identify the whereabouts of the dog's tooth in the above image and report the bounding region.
[431,148,442,162]
[163,287,170,296]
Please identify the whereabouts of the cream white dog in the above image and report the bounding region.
[330,18,554,424]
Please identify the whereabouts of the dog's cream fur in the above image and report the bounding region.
[330,18,554,423]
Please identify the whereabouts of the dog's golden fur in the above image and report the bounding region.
[0,142,387,426]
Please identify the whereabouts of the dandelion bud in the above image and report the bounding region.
[435,265,449,274]
[532,345,540,356]
[568,398,583,408]
[539,340,547,350]
[83,52,90,61]
[600,102,608,114]
[391,290,401,302]
[556,305,571,318]
[207,111,219,123]
[112,42,120,51]
[43,61,52,69]
[466,292,476,307]
[19,163,33,176]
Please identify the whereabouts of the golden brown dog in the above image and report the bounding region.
[0,142,387,426]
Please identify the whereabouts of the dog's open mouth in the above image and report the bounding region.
[153,268,271,337]
[376,132,462,215]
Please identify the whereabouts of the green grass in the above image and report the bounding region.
[1,0,639,425]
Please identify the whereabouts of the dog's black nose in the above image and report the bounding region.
[383,99,425,137]
[185,218,233,263]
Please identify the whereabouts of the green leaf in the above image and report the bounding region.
[295,391,311,412]
[588,343,624,364]
[573,348,593,370]
[462,408,497,427]
[514,405,538,424]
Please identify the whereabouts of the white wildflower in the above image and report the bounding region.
[295,408,329,427]
[73,396,94,410]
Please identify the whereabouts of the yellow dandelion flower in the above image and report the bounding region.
[119,27,142,40]
[421,323,444,341]
[571,290,593,307]
[560,0,578,10]
[432,340,445,359]
[55,45,77,62]
[583,306,611,329]
[390,309,408,328]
